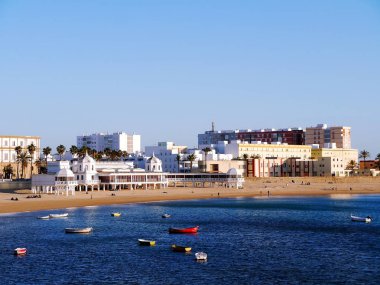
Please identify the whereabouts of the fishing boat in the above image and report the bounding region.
[351,215,372,223]
[65,227,93,234]
[162,214,171,218]
[171,244,192,253]
[138,239,156,246]
[111,212,121,217]
[195,252,207,261]
[14,248,27,255]
[169,226,199,234]
[49,213,69,218]
[37,216,50,220]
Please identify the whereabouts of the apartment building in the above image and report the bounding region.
[305,124,351,149]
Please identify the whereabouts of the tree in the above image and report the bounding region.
[34,158,43,174]
[56,145,66,160]
[69,145,78,158]
[202,147,211,173]
[27,143,36,178]
[187,154,196,173]
[176,154,181,172]
[103,148,112,160]
[42,146,52,168]
[346,160,358,170]
[250,154,261,159]
[3,164,13,179]
[14,146,22,179]
[359,150,370,169]
[242,153,249,160]
[18,152,29,179]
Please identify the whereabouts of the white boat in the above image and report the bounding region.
[351,215,372,223]
[49,213,69,218]
[65,227,93,234]
[195,252,207,261]
[162,214,171,218]
[37,215,50,220]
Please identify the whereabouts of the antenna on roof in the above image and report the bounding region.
[212,121,215,132]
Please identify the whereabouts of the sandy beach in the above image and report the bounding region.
[1,177,379,214]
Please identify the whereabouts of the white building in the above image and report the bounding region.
[77,132,141,153]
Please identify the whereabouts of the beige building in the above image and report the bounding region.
[311,147,358,177]
[305,124,351,149]
[198,160,246,175]
[0,135,41,179]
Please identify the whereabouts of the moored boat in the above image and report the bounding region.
[169,226,199,234]
[14,248,27,255]
[37,216,50,220]
[351,215,372,223]
[162,214,171,218]
[138,239,156,246]
[49,213,69,218]
[65,227,93,234]
[111,212,121,217]
[195,252,207,261]
[171,244,191,252]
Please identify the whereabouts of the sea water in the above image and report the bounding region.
[1,195,380,284]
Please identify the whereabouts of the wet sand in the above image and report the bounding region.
[1,177,379,214]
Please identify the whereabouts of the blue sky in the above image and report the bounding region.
[0,0,379,156]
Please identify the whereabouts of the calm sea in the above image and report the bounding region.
[1,195,380,284]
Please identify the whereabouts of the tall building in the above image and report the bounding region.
[305,124,351,149]
[77,132,141,153]
[198,126,304,149]
[0,135,41,178]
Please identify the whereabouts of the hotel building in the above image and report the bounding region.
[0,135,41,178]
[77,132,141,153]
[305,124,351,149]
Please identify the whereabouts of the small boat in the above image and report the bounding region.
[49,213,69,218]
[195,252,207,261]
[171,244,191,253]
[65,227,93,234]
[138,239,156,246]
[162,214,171,218]
[111,213,121,217]
[169,226,199,234]
[37,216,50,220]
[14,248,27,255]
[351,215,372,223]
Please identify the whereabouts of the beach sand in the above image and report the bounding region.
[1,177,379,214]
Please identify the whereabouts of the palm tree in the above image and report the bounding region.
[242,153,249,160]
[56,145,66,160]
[34,158,43,174]
[346,160,357,170]
[3,164,14,179]
[176,154,181,173]
[103,148,112,160]
[69,145,78,158]
[121,151,129,160]
[42,146,52,167]
[359,150,370,169]
[14,146,22,179]
[187,154,196,173]
[202,147,211,173]
[27,143,36,178]
[376,153,380,170]
[18,152,29,179]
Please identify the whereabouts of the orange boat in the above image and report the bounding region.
[168,226,199,234]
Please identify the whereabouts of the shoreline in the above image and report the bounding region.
[1,177,380,215]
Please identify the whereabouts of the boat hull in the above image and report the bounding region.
[195,252,207,261]
[49,213,69,218]
[138,239,156,246]
[169,226,199,234]
[37,216,50,220]
[65,227,93,234]
[172,245,191,252]
[14,248,27,255]
[111,213,121,217]
[351,216,372,223]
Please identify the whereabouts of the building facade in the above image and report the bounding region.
[305,124,351,149]
[0,135,41,179]
[77,132,141,153]
[198,127,304,149]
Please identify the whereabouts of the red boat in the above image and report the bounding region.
[168,226,199,234]
[14,248,27,255]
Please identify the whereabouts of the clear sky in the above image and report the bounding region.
[0,0,379,156]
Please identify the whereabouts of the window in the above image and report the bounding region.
[4,141,8,147]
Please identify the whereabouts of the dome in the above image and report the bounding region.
[147,154,161,164]
[82,153,95,164]
[56,168,75,177]
[227,168,239,176]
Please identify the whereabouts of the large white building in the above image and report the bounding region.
[77,132,141,153]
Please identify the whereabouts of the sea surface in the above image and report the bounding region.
[1,195,380,284]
